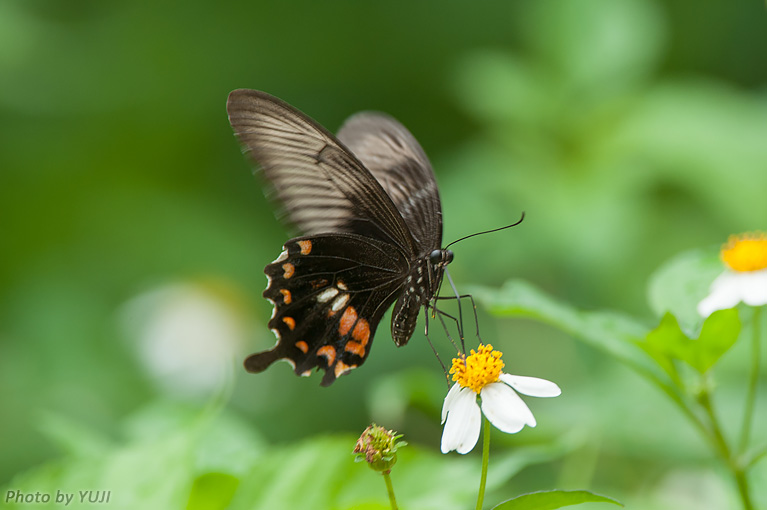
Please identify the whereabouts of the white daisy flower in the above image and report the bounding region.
[697,232,767,318]
[440,344,561,454]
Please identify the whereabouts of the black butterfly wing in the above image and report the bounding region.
[336,112,443,254]
[247,234,410,386]
[226,89,417,253]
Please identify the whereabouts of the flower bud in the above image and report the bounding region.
[353,424,407,474]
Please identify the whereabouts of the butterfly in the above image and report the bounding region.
[227,89,454,386]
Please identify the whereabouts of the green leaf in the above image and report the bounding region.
[640,312,687,383]
[491,489,622,509]
[230,433,560,510]
[692,308,741,373]
[472,280,658,377]
[338,504,389,510]
[4,401,562,510]
[1,402,266,510]
[647,248,723,333]
[2,418,196,510]
[641,309,740,375]
[186,472,239,510]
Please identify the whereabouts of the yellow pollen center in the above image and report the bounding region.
[450,344,504,394]
[720,232,767,272]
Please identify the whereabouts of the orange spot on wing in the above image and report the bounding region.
[352,318,370,344]
[317,345,336,366]
[337,280,348,291]
[282,317,296,330]
[297,240,312,255]
[345,341,365,357]
[311,278,329,289]
[280,289,292,304]
[338,306,357,336]
[295,340,308,353]
[334,360,356,379]
[345,318,371,357]
[282,263,295,279]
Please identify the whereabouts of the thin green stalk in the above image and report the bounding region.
[648,370,712,442]
[740,306,763,453]
[733,469,754,510]
[699,389,732,461]
[476,417,491,510]
[382,471,398,510]
[616,351,714,444]
[568,321,715,451]
[746,445,767,469]
[700,388,754,510]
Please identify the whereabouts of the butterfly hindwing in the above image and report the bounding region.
[246,233,410,386]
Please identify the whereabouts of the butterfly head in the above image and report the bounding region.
[425,248,453,298]
[429,249,453,267]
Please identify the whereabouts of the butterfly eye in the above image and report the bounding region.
[430,249,453,265]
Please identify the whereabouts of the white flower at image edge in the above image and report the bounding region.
[440,344,561,454]
[697,233,767,317]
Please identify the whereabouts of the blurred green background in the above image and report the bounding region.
[2,0,767,508]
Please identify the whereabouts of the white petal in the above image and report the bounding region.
[441,383,462,424]
[739,270,767,307]
[500,373,561,397]
[441,387,481,454]
[480,382,535,433]
[697,272,742,317]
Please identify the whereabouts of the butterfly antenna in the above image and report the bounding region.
[444,211,525,250]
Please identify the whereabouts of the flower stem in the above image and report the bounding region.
[476,417,491,510]
[733,468,754,510]
[382,471,398,510]
[740,306,762,453]
[699,387,731,461]
[700,385,754,510]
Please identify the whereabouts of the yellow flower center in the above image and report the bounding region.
[450,344,504,394]
[721,232,767,272]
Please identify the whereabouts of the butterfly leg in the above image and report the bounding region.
[433,292,483,347]
[423,306,451,388]
[444,269,467,352]
[427,302,465,354]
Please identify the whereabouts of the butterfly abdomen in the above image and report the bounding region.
[390,259,434,346]
[391,290,421,346]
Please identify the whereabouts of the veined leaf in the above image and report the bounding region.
[491,489,622,509]
[647,248,722,334]
[472,280,658,377]
[640,309,740,375]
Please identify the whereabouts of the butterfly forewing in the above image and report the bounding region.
[227,89,416,253]
[248,234,409,386]
[337,112,443,253]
